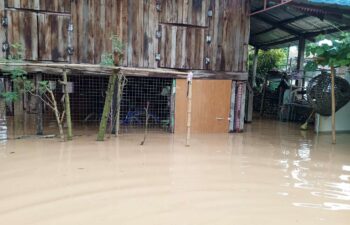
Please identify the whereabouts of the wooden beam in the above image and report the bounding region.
[0,62,248,80]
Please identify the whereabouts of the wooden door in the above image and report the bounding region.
[175,79,232,133]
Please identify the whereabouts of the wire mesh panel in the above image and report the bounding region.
[41,74,109,129]
[119,77,173,133]
[2,72,173,136]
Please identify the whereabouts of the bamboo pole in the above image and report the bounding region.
[331,66,336,144]
[63,68,73,140]
[97,69,119,141]
[186,72,193,147]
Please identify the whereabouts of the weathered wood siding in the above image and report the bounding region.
[0,1,6,58]
[0,0,71,62]
[7,10,38,60]
[7,0,70,13]
[71,0,159,67]
[0,0,250,73]
[38,14,70,61]
[160,0,210,27]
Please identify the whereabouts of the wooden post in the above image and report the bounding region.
[63,69,73,140]
[35,73,43,135]
[252,47,259,88]
[186,72,193,147]
[331,66,336,144]
[260,74,268,116]
[97,69,119,141]
[111,80,118,135]
[114,74,126,137]
[296,37,305,87]
[229,81,236,132]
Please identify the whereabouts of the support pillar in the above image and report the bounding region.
[35,73,43,135]
[296,38,305,87]
[252,47,259,88]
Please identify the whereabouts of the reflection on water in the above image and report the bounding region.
[0,117,6,140]
[275,127,350,212]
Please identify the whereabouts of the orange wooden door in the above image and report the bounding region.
[175,79,232,133]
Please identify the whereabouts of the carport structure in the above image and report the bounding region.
[247,0,350,122]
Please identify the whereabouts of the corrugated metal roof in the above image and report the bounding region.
[250,0,350,49]
[308,0,350,6]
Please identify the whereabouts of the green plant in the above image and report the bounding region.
[100,53,114,66]
[248,48,288,78]
[110,34,124,55]
[306,33,350,67]
[100,35,124,66]
[0,43,67,140]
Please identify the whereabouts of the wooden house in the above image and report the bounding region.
[0,0,250,134]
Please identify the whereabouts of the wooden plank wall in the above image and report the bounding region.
[0,1,6,58]
[7,10,38,60]
[1,0,251,73]
[160,0,210,26]
[207,0,250,72]
[2,0,71,61]
[71,0,159,67]
[159,24,206,69]
[159,0,250,72]
[38,14,70,61]
[7,0,71,13]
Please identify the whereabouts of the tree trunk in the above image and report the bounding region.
[331,66,336,144]
[48,89,64,141]
[63,69,73,140]
[97,69,119,141]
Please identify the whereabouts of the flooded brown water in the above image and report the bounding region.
[0,119,349,225]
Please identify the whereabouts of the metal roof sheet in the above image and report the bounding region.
[250,0,350,49]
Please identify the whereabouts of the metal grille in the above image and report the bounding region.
[2,72,174,135]
[41,74,109,126]
[120,77,173,133]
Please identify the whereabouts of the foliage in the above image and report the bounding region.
[0,43,66,140]
[100,53,114,66]
[100,35,124,66]
[306,32,350,68]
[110,35,124,55]
[248,47,288,78]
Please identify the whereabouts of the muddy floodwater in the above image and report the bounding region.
[0,119,349,225]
